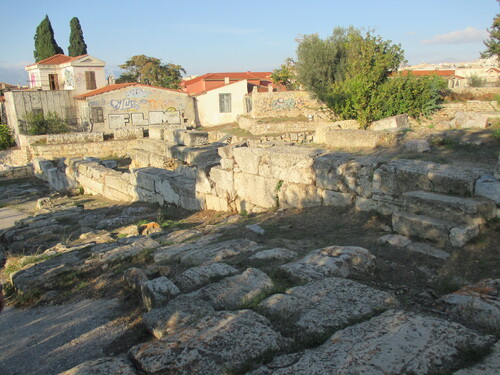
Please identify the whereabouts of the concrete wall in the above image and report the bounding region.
[196,80,249,126]
[79,85,196,133]
[250,90,334,120]
[4,90,79,141]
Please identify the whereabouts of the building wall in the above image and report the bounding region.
[71,66,106,95]
[81,85,196,133]
[196,80,248,127]
[3,90,78,141]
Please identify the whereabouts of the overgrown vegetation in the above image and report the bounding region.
[292,26,447,128]
[23,111,69,135]
[0,123,15,150]
[467,75,486,88]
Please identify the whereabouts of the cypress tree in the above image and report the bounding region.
[33,15,64,61]
[68,17,88,57]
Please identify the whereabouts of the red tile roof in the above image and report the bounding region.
[396,70,456,77]
[181,72,272,87]
[74,82,186,99]
[26,54,87,68]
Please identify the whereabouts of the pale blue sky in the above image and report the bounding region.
[0,0,498,85]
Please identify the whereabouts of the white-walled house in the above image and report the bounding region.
[25,54,106,96]
[194,79,251,126]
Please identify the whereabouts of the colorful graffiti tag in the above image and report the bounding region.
[110,99,140,111]
[126,87,150,98]
[64,69,74,88]
[271,97,296,110]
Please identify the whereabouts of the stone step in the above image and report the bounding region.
[402,190,496,225]
[392,212,479,247]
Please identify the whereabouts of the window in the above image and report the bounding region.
[48,74,59,90]
[219,93,231,113]
[91,107,104,123]
[85,71,97,90]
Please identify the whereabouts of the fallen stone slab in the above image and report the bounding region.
[59,356,137,375]
[193,268,274,310]
[129,310,288,375]
[250,310,495,375]
[454,340,500,375]
[370,113,409,131]
[155,229,201,244]
[173,262,239,293]
[404,139,430,153]
[377,234,450,260]
[475,175,500,205]
[140,276,180,311]
[259,278,397,336]
[90,237,160,264]
[142,295,216,339]
[438,279,500,334]
[154,238,262,266]
[250,248,298,262]
[278,245,375,283]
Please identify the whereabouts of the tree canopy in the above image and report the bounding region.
[34,15,64,62]
[481,10,500,61]
[271,58,300,90]
[116,55,185,89]
[294,27,446,127]
[68,17,88,57]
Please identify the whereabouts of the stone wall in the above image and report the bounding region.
[0,149,29,167]
[250,91,333,120]
[29,139,133,160]
[238,116,331,135]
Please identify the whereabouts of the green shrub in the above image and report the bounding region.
[24,111,69,135]
[467,75,486,88]
[0,123,15,150]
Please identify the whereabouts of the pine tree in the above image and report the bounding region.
[481,12,500,61]
[33,15,64,61]
[68,17,88,57]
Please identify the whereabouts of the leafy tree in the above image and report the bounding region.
[0,124,15,150]
[116,55,185,89]
[24,111,68,135]
[271,58,300,90]
[34,15,64,62]
[68,17,87,57]
[481,9,500,61]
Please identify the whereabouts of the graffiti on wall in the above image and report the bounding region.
[64,69,74,88]
[89,98,105,107]
[149,109,180,125]
[131,113,149,126]
[109,114,130,128]
[271,97,297,110]
[126,87,150,98]
[110,99,140,111]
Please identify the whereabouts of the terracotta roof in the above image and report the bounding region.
[26,54,87,68]
[0,96,4,102]
[74,82,186,99]
[182,72,272,87]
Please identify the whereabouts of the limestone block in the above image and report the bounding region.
[256,146,320,185]
[249,248,298,261]
[370,113,409,131]
[315,129,386,148]
[32,157,54,180]
[355,196,378,212]
[373,159,481,197]
[450,224,479,247]
[46,132,104,144]
[277,182,323,209]
[104,171,130,195]
[252,310,494,375]
[114,128,144,140]
[259,278,397,335]
[204,193,229,211]
[141,276,180,311]
[321,190,354,207]
[143,296,216,339]
[313,153,352,191]
[148,127,165,140]
[179,195,202,211]
[195,169,212,194]
[59,357,137,375]
[210,166,235,197]
[193,268,274,310]
[402,191,496,225]
[174,262,239,293]
[129,310,288,375]
[234,172,279,209]
[452,112,489,129]
[439,279,500,334]
[233,147,260,174]
[177,130,209,147]
[279,245,375,283]
[175,145,222,168]
[102,186,134,202]
[371,194,403,215]
[404,139,430,153]
[392,212,453,245]
[475,175,500,205]
[134,186,164,205]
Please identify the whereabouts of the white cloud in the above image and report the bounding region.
[421,27,488,45]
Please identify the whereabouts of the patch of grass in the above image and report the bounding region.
[2,253,58,280]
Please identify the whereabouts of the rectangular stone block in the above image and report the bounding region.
[234,172,280,209]
[277,182,323,209]
[210,166,235,197]
[103,185,134,202]
[148,127,165,140]
[204,194,229,211]
[321,190,353,207]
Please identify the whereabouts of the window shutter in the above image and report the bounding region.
[86,71,97,90]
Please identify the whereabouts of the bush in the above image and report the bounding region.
[467,75,486,88]
[24,111,69,135]
[0,123,15,150]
